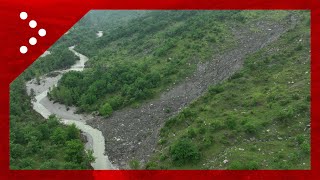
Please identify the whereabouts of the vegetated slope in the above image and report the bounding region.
[146,12,310,170]
[22,10,143,80]
[10,76,94,169]
[84,11,301,169]
[49,11,293,115]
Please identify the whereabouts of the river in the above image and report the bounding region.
[26,46,114,170]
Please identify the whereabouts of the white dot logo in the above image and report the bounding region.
[29,37,37,45]
[19,12,47,54]
[38,29,46,37]
[20,12,28,20]
[29,20,37,28]
[20,46,28,54]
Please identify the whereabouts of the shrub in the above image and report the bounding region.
[170,138,200,165]
[164,107,171,113]
[230,72,244,80]
[247,161,259,170]
[209,120,224,132]
[182,108,196,118]
[158,139,167,145]
[228,161,245,169]
[145,161,158,170]
[202,135,214,149]
[199,126,206,134]
[301,142,310,155]
[208,85,224,95]
[244,122,258,134]
[129,160,140,169]
[187,128,197,138]
[160,154,168,161]
[164,117,178,128]
[99,102,113,117]
[225,117,237,130]
[228,160,259,170]
[296,135,305,145]
[294,103,309,113]
[275,107,294,124]
[295,44,303,51]
[108,96,124,110]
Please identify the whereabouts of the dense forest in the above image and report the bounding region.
[10,76,94,169]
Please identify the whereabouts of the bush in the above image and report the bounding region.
[164,117,178,128]
[225,117,237,130]
[247,161,259,170]
[182,108,196,118]
[230,72,244,79]
[99,102,113,117]
[50,127,67,145]
[296,135,305,145]
[228,160,259,170]
[209,120,224,132]
[228,161,245,169]
[129,160,140,169]
[301,142,310,155]
[275,107,294,124]
[244,122,258,134]
[187,128,197,138]
[108,95,124,110]
[208,85,224,94]
[202,135,214,149]
[145,161,158,170]
[170,138,200,165]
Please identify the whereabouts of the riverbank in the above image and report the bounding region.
[26,46,114,170]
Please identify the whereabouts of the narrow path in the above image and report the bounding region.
[26,46,114,170]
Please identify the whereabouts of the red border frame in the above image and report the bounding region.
[0,0,319,179]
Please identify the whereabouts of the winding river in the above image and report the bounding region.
[26,46,114,170]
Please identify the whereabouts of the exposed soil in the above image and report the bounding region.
[87,16,299,169]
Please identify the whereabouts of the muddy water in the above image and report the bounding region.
[26,46,114,170]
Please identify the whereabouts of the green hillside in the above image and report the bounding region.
[49,11,296,115]
[146,13,310,170]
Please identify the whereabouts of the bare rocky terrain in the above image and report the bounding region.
[87,16,299,169]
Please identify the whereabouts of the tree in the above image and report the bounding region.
[39,160,61,169]
[99,102,113,117]
[30,88,36,102]
[38,124,50,140]
[66,123,80,140]
[146,71,161,88]
[50,127,67,145]
[64,139,85,164]
[35,71,41,85]
[170,138,200,165]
